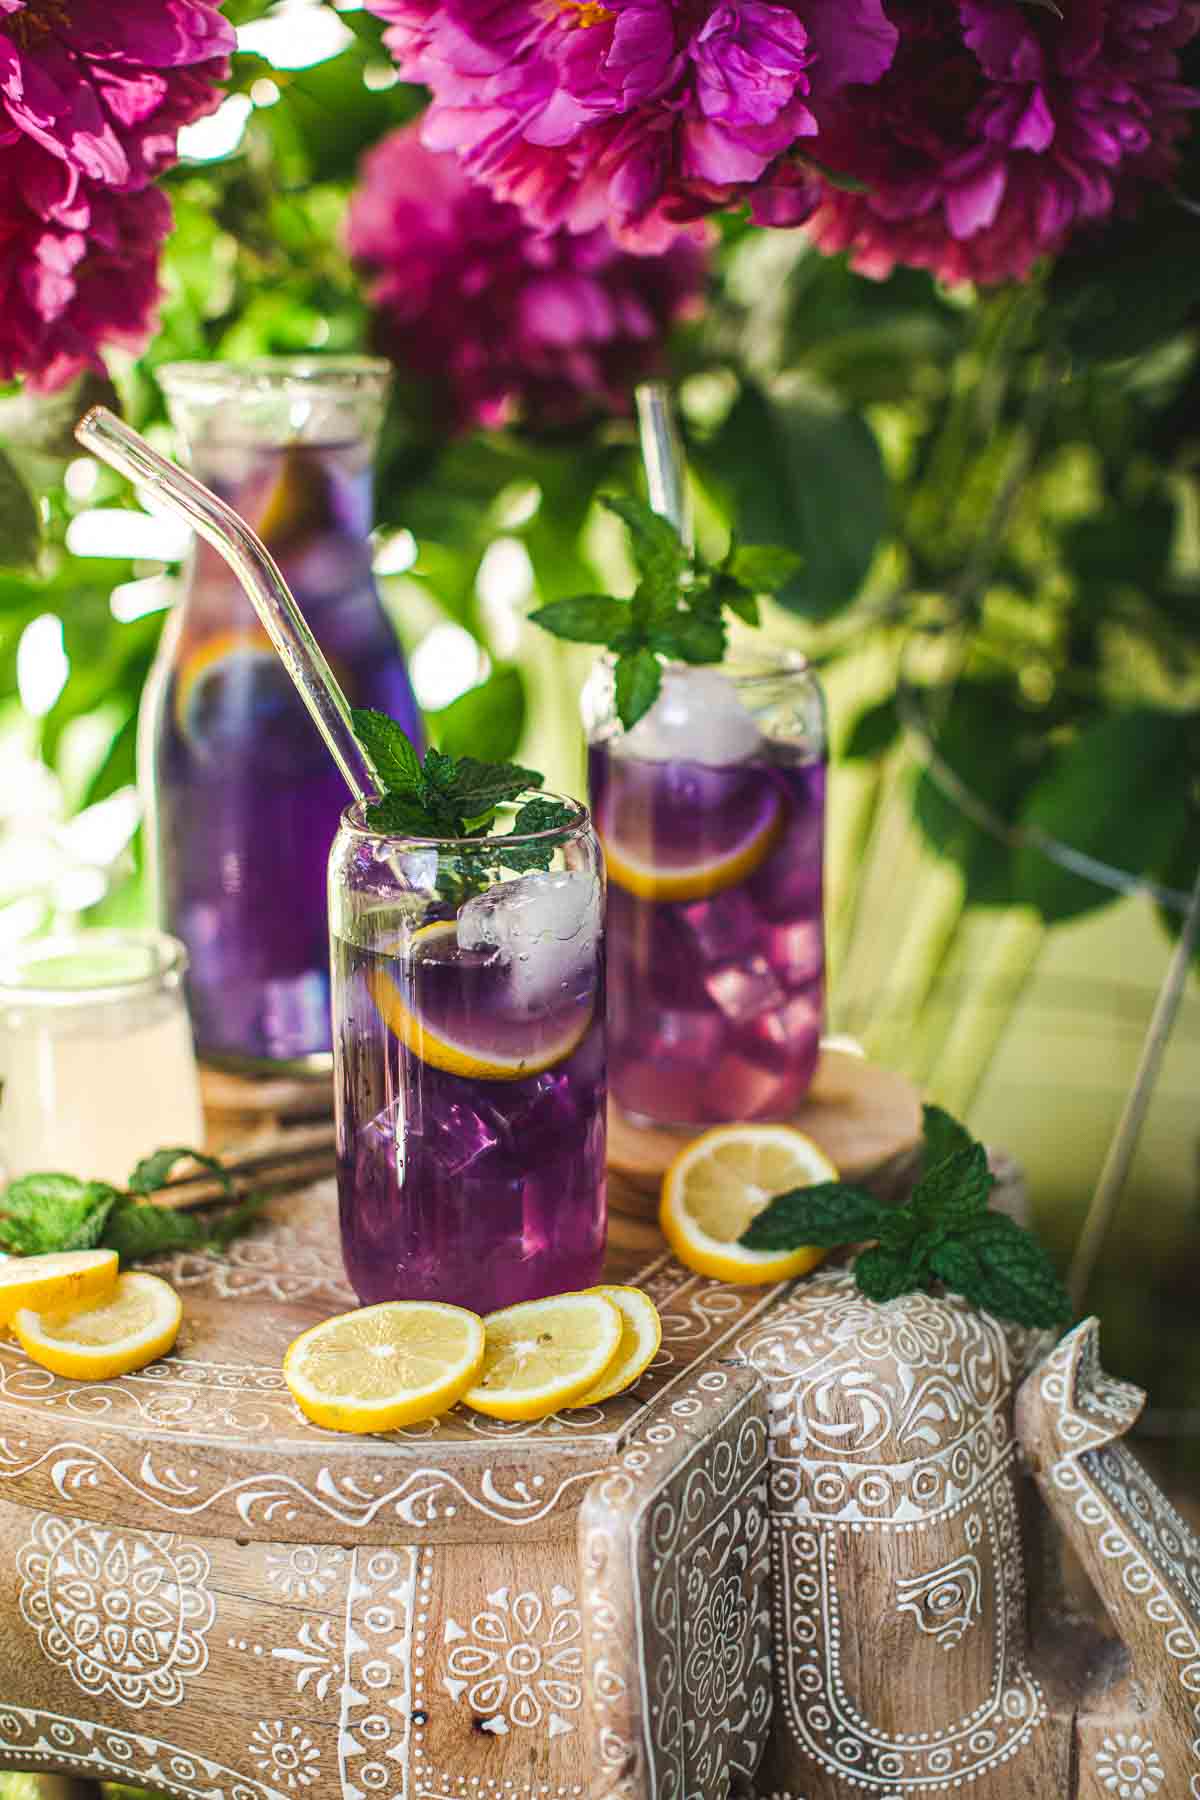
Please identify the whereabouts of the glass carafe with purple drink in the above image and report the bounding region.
[585,651,826,1127]
[329,797,607,1312]
[145,359,422,1068]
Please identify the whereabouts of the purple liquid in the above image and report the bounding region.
[334,917,607,1312]
[589,742,825,1125]
[148,443,421,1063]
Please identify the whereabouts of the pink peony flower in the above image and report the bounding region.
[0,0,234,388]
[807,0,1200,286]
[363,0,897,248]
[348,123,708,430]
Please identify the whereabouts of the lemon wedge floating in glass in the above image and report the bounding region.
[0,1248,119,1327]
[283,1300,486,1433]
[13,1270,182,1380]
[567,1285,662,1407]
[660,1123,837,1285]
[368,919,592,1082]
[464,1292,623,1421]
[597,784,782,903]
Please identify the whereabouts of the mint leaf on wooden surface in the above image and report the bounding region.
[740,1182,888,1250]
[127,1147,233,1199]
[911,1142,993,1230]
[0,1174,119,1254]
[921,1102,975,1176]
[856,1243,923,1303]
[102,1192,267,1263]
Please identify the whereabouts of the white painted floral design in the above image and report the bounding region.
[683,1571,750,1717]
[272,1618,339,1700]
[249,1720,321,1790]
[1095,1732,1164,1798]
[17,1514,214,1708]
[443,1585,583,1738]
[264,1544,346,1603]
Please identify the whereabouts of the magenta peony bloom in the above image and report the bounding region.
[0,0,234,388]
[363,0,897,247]
[807,0,1200,286]
[347,123,708,431]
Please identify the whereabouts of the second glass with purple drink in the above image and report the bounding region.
[585,652,826,1127]
[329,796,607,1313]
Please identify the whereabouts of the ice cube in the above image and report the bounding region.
[702,1053,790,1122]
[745,986,822,1055]
[762,917,823,984]
[704,956,785,1024]
[618,667,762,766]
[458,869,601,1009]
[648,1007,726,1066]
[682,888,761,964]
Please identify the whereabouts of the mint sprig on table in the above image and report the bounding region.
[740,1105,1072,1330]
[352,709,573,872]
[0,1148,265,1263]
[529,494,802,729]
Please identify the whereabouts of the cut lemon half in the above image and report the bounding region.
[599,793,782,903]
[568,1285,662,1407]
[283,1300,485,1434]
[661,1123,837,1285]
[369,921,591,1082]
[0,1248,119,1327]
[13,1271,182,1380]
[464,1292,623,1421]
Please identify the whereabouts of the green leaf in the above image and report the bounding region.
[1013,709,1191,923]
[721,584,761,628]
[921,1104,975,1178]
[613,647,663,730]
[352,708,423,798]
[739,1182,888,1251]
[0,449,40,569]
[363,791,439,836]
[855,1244,922,1304]
[843,698,900,760]
[429,666,525,765]
[498,797,576,873]
[528,595,635,646]
[931,1213,1071,1328]
[648,611,727,665]
[127,1147,234,1200]
[439,754,543,816]
[726,545,804,593]
[0,1174,119,1255]
[601,495,687,598]
[911,1143,993,1229]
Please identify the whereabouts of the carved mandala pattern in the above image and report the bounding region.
[443,1586,583,1738]
[1095,1732,1165,1798]
[16,1513,214,1708]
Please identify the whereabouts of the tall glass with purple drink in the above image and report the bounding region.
[585,652,826,1127]
[145,360,422,1068]
[329,797,607,1312]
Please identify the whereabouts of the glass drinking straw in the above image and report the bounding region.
[74,405,382,808]
[635,381,692,550]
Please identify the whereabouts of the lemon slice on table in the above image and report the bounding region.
[284,1301,485,1434]
[661,1124,837,1286]
[567,1285,662,1407]
[13,1271,182,1380]
[599,791,782,904]
[464,1292,623,1422]
[369,921,591,1083]
[0,1248,119,1326]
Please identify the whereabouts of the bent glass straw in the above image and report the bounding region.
[635,381,693,551]
[75,405,381,806]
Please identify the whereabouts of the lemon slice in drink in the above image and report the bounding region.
[661,1124,837,1285]
[464,1292,623,1421]
[13,1271,182,1380]
[369,921,592,1083]
[0,1248,118,1326]
[567,1286,662,1407]
[598,789,782,903]
[284,1301,485,1433]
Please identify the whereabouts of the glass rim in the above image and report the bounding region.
[157,356,392,399]
[0,928,189,1009]
[339,790,591,851]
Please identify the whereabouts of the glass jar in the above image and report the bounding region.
[584,649,826,1127]
[145,358,423,1071]
[0,929,204,1186]
[329,796,607,1313]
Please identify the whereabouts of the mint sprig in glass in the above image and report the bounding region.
[533,494,827,1130]
[330,715,606,1313]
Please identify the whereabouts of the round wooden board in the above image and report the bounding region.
[607,1048,922,1216]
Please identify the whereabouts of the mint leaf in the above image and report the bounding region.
[855,1243,922,1303]
[602,494,687,596]
[528,596,634,645]
[497,797,576,873]
[0,448,40,568]
[931,1214,1071,1328]
[127,1147,233,1200]
[102,1191,268,1263]
[364,790,441,835]
[441,755,542,816]
[649,611,727,665]
[719,583,761,627]
[0,1174,119,1254]
[921,1103,974,1176]
[739,1182,887,1251]
[911,1143,993,1230]
[352,708,422,797]
[726,545,803,592]
[614,647,662,729]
